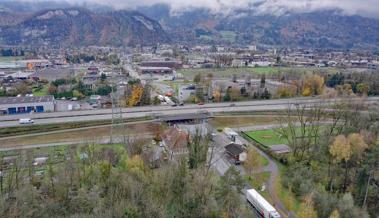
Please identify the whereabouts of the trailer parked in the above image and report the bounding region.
[246,189,281,218]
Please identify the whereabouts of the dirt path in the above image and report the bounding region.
[237,134,294,218]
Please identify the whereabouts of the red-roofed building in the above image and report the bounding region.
[162,126,189,159]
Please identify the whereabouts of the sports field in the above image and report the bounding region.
[246,129,288,146]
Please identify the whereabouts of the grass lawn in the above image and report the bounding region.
[246,129,288,146]
[259,154,270,167]
[210,115,282,129]
[245,172,273,202]
[246,126,327,147]
[32,85,49,96]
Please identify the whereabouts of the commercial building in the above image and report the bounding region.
[178,84,196,101]
[140,60,182,69]
[137,66,173,75]
[0,95,55,114]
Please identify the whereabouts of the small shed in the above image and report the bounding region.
[225,143,247,164]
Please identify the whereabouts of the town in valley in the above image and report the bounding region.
[0,1,378,218]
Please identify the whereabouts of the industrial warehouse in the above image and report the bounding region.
[0,95,55,114]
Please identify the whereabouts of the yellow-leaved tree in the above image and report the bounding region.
[213,86,222,102]
[302,74,324,96]
[329,133,368,191]
[244,147,262,175]
[329,210,340,218]
[127,85,144,107]
[297,193,318,218]
[330,135,351,162]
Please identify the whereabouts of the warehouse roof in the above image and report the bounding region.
[0,96,54,105]
[138,66,172,70]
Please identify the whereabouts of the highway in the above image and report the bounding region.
[0,97,377,127]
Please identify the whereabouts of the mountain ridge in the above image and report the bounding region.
[0,7,170,47]
[137,4,379,49]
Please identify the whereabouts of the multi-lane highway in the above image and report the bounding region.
[0,97,377,127]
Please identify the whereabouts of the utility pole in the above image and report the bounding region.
[110,67,124,144]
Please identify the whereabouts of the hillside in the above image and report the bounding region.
[138,5,379,49]
[0,8,170,47]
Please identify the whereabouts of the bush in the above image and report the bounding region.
[54,91,73,99]
[96,86,112,96]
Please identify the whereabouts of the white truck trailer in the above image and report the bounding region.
[246,189,281,218]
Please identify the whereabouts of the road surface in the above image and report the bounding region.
[0,97,376,127]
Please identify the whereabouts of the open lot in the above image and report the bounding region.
[0,122,162,149]
[210,115,283,129]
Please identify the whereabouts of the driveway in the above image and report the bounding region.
[235,133,294,218]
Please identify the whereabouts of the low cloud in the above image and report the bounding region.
[19,0,379,18]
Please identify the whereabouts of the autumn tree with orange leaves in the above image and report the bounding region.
[127,85,144,107]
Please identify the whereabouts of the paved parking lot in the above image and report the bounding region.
[55,100,93,112]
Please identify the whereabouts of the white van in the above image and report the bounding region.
[19,118,34,124]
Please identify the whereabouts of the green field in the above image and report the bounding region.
[178,67,339,80]
[246,129,288,146]
[246,126,327,147]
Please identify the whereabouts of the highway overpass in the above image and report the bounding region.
[0,97,377,128]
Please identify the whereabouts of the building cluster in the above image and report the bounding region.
[0,43,378,115]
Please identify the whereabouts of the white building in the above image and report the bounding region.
[0,95,55,114]
[178,84,196,101]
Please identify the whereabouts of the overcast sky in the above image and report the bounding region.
[20,0,379,17]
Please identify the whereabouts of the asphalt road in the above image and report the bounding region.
[0,97,377,127]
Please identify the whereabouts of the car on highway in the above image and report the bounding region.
[197,102,204,105]
[19,118,34,124]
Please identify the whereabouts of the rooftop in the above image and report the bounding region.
[138,66,173,70]
[162,127,189,151]
[0,96,54,105]
[225,143,244,156]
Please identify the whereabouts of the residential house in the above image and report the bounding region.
[161,126,189,159]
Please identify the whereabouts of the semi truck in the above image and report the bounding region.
[246,189,281,218]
